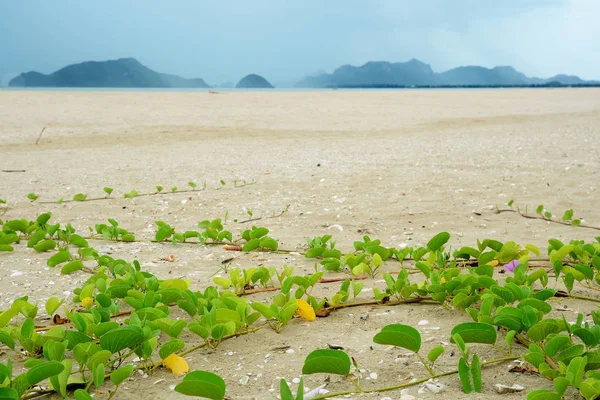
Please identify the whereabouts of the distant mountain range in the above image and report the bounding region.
[9,58,209,88]
[297,59,598,88]
[7,57,598,89]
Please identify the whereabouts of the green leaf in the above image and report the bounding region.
[174,370,226,399]
[526,269,548,286]
[565,356,586,388]
[44,340,66,361]
[550,244,575,264]
[122,233,135,242]
[73,193,87,201]
[458,357,472,393]
[279,378,294,400]
[581,378,600,400]
[573,328,599,348]
[33,239,56,252]
[74,389,94,400]
[24,359,45,368]
[0,330,15,350]
[452,293,478,309]
[0,388,19,400]
[536,205,544,215]
[427,345,444,364]
[47,250,71,267]
[243,238,260,252]
[518,298,552,314]
[61,260,84,274]
[159,339,185,359]
[373,324,421,353]
[21,318,34,339]
[302,349,351,375]
[135,307,168,321]
[505,330,517,348]
[87,350,111,371]
[155,226,174,242]
[450,322,497,345]
[251,302,277,320]
[12,374,29,397]
[471,354,482,392]
[539,362,560,379]
[527,390,562,400]
[279,301,299,323]
[527,319,561,342]
[259,237,278,251]
[110,365,133,387]
[427,232,450,252]
[93,363,104,388]
[497,241,520,264]
[557,344,585,364]
[210,324,228,341]
[45,296,63,316]
[479,295,495,318]
[562,209,574,221]
[213,277,231,289]
[545,334,571,358]
[525,244,541,256]
[49,359,71,397]
[99,325,144,353]
[93,321,119,338]
[26,361,65,385]
[533,288,556,301]
[295,377,304,400]
[63,331,92,349]
[27,230,46,247]
[250,228,269,239]
[415,262,431,278]
[68,234,88,247]
[0,244,14,252]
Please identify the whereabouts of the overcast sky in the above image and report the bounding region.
[1,0,598,86]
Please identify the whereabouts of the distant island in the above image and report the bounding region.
[297,59,599,88]
[9,58,209,88]
[6,57,599,89]
[236,74,274,88]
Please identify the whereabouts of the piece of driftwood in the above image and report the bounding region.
[35,127,46,145]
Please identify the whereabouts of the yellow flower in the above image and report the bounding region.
[81,297,93,308]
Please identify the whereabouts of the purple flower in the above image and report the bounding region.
[504,260,520,273]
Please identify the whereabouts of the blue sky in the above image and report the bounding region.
[1,0,598,85]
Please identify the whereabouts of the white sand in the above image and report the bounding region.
[0,88,599,399]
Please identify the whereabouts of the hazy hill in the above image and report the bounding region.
[297,60,598,87]
[9,58,210,88]
[438,65,530,86]
[236,74,274,88]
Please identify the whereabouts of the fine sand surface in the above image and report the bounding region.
[0,88,599,399]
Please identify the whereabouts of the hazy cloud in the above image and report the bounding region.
[1,0,598,86]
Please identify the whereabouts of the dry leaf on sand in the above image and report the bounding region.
[295,299,316,321]
[163,353,189,376]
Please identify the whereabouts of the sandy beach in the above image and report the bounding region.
[1,88,599,399]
